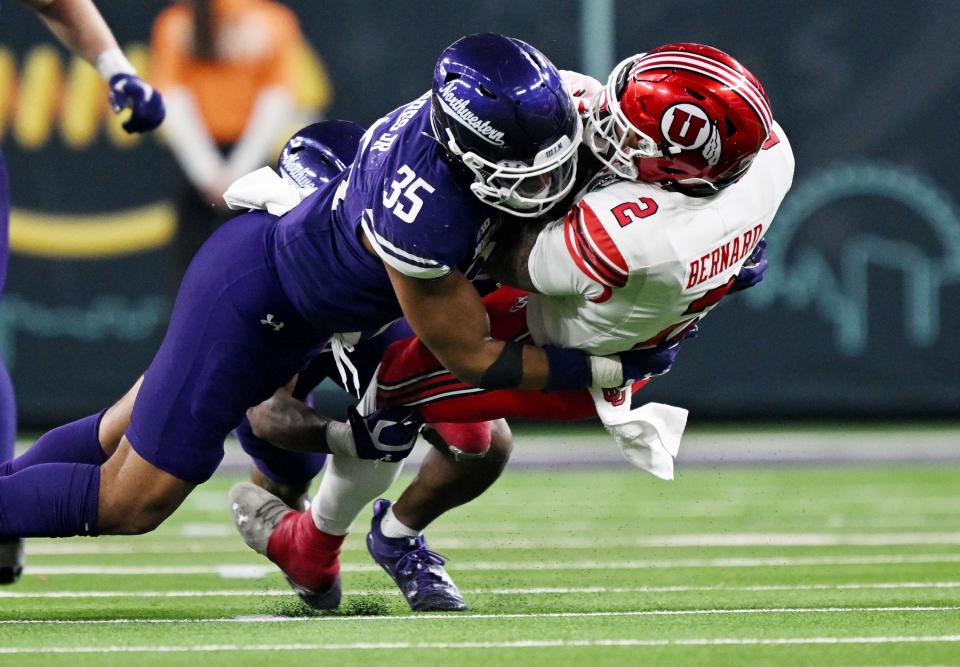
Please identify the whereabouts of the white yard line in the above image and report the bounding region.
[3,581,960,599]
[25,531,960,555]
[2,605,958,625]
[17,553,960,577]
[2,635,960,654]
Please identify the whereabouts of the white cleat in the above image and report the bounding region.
[228,483,290,557]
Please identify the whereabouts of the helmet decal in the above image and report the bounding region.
[660,103,712,149]
[436,81,506,146]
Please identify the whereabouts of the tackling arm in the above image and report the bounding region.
[386,265,556,390]
[483,220,544,292]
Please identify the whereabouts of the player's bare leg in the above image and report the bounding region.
[0,376,143,581]
[97,376,143,457]
[96,436,195,534]
[0,377,194,539]
[249,465,310,510]
[366,418,512,612]
[391,419,512,531]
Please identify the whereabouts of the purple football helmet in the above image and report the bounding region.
[430,33,582,217]
[278,119,365,194]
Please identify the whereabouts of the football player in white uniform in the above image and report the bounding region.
[236,43,794,611]
[366,42,793,431]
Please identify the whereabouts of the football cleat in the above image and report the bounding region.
[0,538,24,585]
[366,498,467,612]
[228,482,341,610]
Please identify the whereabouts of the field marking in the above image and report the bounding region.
[25,531,960,555]
[2,635,960,654]
[18,553,960,577]
[2,605,958,625]
[3,581,960,599]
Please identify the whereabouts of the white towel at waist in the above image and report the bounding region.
[588,384,688,480]
[223,167,305,216]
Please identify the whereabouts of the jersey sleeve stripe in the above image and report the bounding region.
[563,203,629,288]
[563,209,615,287]
[361,210,451,279]
[573,221,626,287]
[578,202,629,276]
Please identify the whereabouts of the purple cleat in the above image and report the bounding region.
[366,498,467,612]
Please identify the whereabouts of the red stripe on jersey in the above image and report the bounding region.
[563,208,608,286]
[563,202,629,289]
[579,201,629,277]
[572,219,626,287]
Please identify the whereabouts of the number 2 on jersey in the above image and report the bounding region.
[384,164,436,223]
[611,197,658,228]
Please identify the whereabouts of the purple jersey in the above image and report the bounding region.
[270,94,499,334]
[339,93,497,281]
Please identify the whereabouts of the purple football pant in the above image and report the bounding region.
[126,212,328,484]
[236,319,413,486]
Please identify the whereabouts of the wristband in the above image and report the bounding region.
[543,345,590,392]
[95,47,136,82]
[589,354,624,388]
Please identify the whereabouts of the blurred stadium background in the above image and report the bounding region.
[2,0,959,429]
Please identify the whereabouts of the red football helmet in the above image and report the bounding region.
[586,43,772,195]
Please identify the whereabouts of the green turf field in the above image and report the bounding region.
[1,464,959,666]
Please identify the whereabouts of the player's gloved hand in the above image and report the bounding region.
[729,238,767,293]
[347,405,424,462]
[559,70,603,116]
[618,325,700,381]
[109,73,165,133]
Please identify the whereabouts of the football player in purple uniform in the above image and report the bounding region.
[0,35,648,607]
[0,0,164,584]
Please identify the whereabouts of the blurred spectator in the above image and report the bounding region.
[150,0,304,278]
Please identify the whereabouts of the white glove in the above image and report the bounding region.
[560,70,603,116]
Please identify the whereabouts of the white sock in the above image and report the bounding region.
[379,505,421,539]
[309,454,404,536]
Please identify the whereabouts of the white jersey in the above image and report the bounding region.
[526,122,794,356]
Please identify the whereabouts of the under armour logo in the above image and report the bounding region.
[260,314,285,332]
[232,502,249,526]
